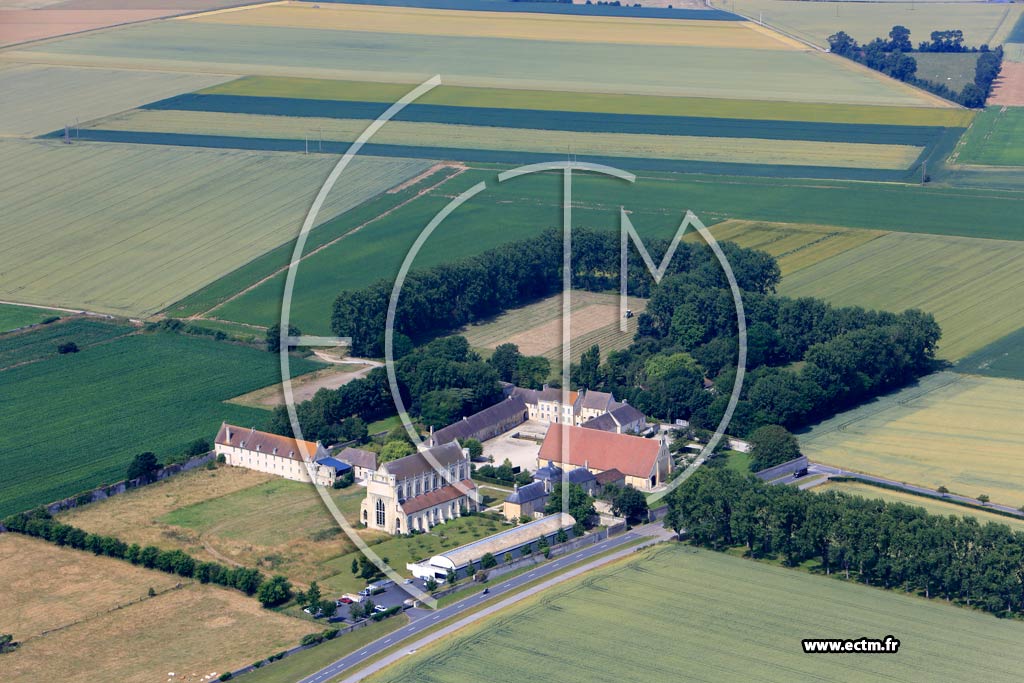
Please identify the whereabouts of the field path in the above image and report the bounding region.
[193,163,467,322]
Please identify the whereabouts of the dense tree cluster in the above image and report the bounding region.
[3,508,267,599]
[665,469,1024,616]
[827,26,1003,107]
[578,272,940,437]
[331,228,779,357]
[269,336,503,441]
[545,482,597,535]
[747,425,801,471]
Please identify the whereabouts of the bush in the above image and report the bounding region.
[219,674,233,682]
[57,341,79,354]
[300,632,325,647]
[41,316,60,325]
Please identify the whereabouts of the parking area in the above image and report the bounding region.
[482,420,547,472]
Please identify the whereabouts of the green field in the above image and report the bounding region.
[717,0,1024,49]
[0,63,228,138]
[914,52,980,94]
[89,108,924,170]
[956,106,1024,166]
[0,304,62,333]
[0,139,429,317]
[0,328,322,517]
[369,544,1024,683]
[199,167,1024,335]
[13,20,940,106]
[799,372,1024,508]
[691,219,887,275]
[779,231,1024,360]
[955,326,1024,380]
[0,317,131,370]
[205,76,973,126]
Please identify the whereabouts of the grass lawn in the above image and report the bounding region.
[205,76,974,126]
[0,329,322,517]
[955,326,1024,380]
[61,467,381,586]
[722,450,752,474]
[319,514,512,595]
[956,106,1024,167]
[0,535,312,683]
[914,52,980,94]
[0,303,62,333]
[799,372,1024,508]
[367,544,1024,682]
[817,481,1024,532]
[243,617,407,683]
[779,231,1024,360]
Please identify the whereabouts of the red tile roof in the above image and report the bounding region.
[538,425,662,479]
[401,479,477,515]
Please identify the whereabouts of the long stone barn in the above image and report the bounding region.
[407,512,575,581]
[214,423,344,487]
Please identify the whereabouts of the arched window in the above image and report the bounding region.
[375,498,385,527]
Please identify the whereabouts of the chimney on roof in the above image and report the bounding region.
[585,459,589,470]
[226,425,231,441]
[463,416,468,421]
[514,482,519,491]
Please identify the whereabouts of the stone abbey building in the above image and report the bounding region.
[360,441,479,535]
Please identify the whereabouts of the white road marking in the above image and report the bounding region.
[359,651,367,656]
[432,615,441,620]
[384,639,391,644]
[502,583,511,587]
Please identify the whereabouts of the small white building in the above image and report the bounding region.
[406,513,575,581]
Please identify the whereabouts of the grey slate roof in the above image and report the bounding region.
[383,441,465,479]
[534,462,564,482]
[580,413,618,432]
[609,402,645,425]
[567,467,597,485]
[430,396,527,445]
[505,481,548,505]
[336,447,377,471]
[579,390,615,411]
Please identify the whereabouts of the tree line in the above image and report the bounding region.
[664,468,1024,617]
[576,271,940,438]
[828,26,1003,107]
[3,508,274,603]
[331,227,779,358]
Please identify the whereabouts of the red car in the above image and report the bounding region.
[338,597,353,605]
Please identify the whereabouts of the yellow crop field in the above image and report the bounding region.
[816,481,1024,532]
[91,109,924,169]
[800,372,1024,508]
[779,231,1024,360]
[0,139,430,316]
[188,1,802,50]
[3,577,311,681]
[0,534,180,639]
[207,76,974,126]
[689,220,887,275]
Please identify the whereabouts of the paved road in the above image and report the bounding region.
[297,530,652,683]
[804,463,1024,518]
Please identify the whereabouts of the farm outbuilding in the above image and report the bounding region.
[407,513,574,580]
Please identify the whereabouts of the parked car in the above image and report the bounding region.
[342,593,364,603]
[337,597,353,605]
[403,578,414,585]
[373,604,388,614]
